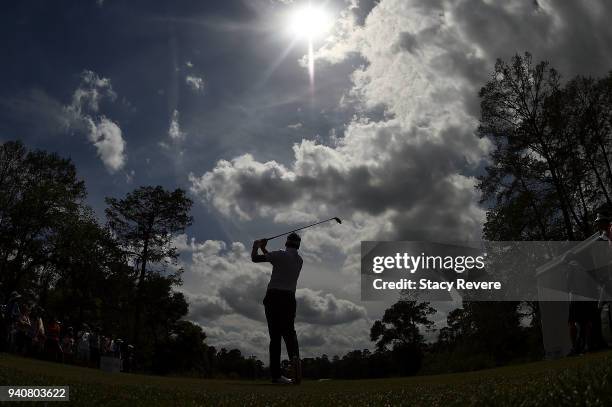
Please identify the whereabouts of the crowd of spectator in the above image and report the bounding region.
[1,291,134,372]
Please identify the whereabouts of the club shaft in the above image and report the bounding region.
[265,218,337,241]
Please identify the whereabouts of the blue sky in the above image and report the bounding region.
[3,0,612,358]
[1,1,349,238]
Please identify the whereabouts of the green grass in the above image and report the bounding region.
[1,352,612,406]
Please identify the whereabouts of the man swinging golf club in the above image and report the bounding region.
[251,217,341,384]
[252,233,303,384]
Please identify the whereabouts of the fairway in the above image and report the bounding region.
[1,352,612,406]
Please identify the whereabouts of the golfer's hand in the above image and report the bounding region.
[260,239,268,249]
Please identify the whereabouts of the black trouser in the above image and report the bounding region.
[263,289,299,379]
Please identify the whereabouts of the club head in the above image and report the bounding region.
[333,217,342,224]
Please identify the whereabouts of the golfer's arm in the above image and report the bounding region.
[251,244,268,263]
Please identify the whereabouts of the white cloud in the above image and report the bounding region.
[65,70,126,173]
[185,75,205,92]
[68,70,116,115]
[168,109,185,141]
[189,118,488,243]
[84,116,126,173]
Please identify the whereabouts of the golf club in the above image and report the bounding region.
[264,217,342,241]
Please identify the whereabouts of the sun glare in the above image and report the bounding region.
[289,4,332,40]
[283,3,334,93]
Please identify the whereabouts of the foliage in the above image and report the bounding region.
[478,52,612,241]
[105,186,193,281]
[0,140,86,297]
[368,300,435,376]
[105,185,193,344]
[370,300,435,351]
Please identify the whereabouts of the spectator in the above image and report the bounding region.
[7,291,22,322]
[123,344,135,372]
[89,329,101,368]
[107,336,117,358]
[76,325,91,365]
[0,303,6,352]
[15,304,32,355]
[62,327,75,364]
[45,317,63,362]
[113,338,123,359]
[29,307,45,357]
[6,291,22,351]
[101,335,111,355]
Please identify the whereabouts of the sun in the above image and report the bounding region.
[289,4,332,40]
[281,3,334,92]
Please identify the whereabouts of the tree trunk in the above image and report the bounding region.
[517,172,548,239]
[132,233,150,345]
[533,132,577,239]
[548,164,576,240]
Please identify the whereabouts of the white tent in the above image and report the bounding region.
[535,233,612,358]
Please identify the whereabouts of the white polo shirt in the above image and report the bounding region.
[265,247,303,292]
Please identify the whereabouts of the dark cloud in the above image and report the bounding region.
[218,273,268,322]
[395,32,419,54]
[191,121,487,241]
[187,294,231,322]
[450,0,612,78]
[296,288,367,325]
[298,330,327,347]
[214,270,367,326]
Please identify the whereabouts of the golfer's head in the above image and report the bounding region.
[285,233,301,249]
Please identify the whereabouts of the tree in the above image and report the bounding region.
[478,52,575,239]
[0,140,86,297]
[105,186,193,344]
[153,320,208,375]
[45,209,127,325]
[140,274,189,346]
[478,52,612,241]
[370,300,435,375]
[370,300,435,351]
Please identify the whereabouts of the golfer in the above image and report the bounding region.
[251,233,303,385]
